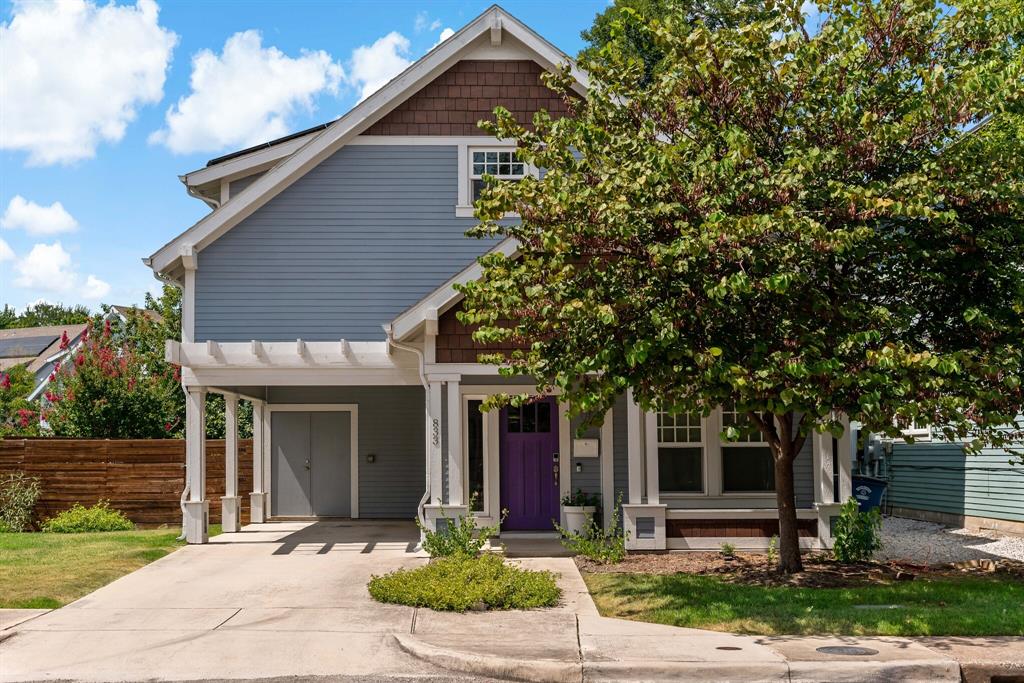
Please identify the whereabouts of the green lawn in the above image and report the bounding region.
[584,572,1024,637]
[0,525,221,609]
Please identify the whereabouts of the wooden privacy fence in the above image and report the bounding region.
[0,438,254,527]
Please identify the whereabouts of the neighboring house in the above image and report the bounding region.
[0,306,163,411]
[862,428,1024,535]
[146,5,852,548]
[0,323,89,402]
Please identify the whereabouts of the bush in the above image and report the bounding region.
[416,493,504,558]
[832,497,883,563]
[42,501,134,533]
[719,542,736,558]
[556,492,626,564]
[561,489,600,507]
[368,554,560,611]
[0,472,42,532]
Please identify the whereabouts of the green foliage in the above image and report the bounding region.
[562,488,600,506]
[720,542,737,557]
[42,501,134,533]
[0,473,42,532]
[0,302,90,329]
[0,364,42,437]
[461,0,1024,571]
[368,554,561,611]
[767,535,779,566]
[416,494,504,558]
[556,493,627,563]
[580,0,770,84]
[832,498,883,563]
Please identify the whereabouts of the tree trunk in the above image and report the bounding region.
[774,451,804,573]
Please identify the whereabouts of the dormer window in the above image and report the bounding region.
[471,149,526,202]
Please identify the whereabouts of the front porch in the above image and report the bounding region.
[172,338,851,551]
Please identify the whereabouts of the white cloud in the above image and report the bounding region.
[12,241,109,300]
[0,238,14,263]
[433,27,455,49]
[82,275,111,300]
[348,32,412,101]
[414,11,442,33]
[1,196,78,235]
[150,30,344,154]
[0,0,177,166]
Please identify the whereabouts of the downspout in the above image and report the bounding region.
[384,324,430,527]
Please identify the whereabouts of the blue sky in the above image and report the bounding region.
[0,0,604,312]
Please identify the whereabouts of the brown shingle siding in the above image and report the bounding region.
[364,60,568,136]
[434,302,528,364]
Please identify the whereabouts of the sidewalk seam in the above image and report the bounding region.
[575,614,583,683]
[410,607,418,634]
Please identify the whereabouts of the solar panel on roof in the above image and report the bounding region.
[0,335,60,358]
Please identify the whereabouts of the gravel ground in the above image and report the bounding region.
[876,515,1024,564]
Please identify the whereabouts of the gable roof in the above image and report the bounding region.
[145,4,587,280]
[0,324,88,374]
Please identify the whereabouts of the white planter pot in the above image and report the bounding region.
[562,506,597,535]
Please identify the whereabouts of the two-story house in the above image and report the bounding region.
[146,5,852,550]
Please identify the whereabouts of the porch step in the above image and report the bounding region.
[492,537,573,558]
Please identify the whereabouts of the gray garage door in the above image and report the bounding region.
[271,411,352,517]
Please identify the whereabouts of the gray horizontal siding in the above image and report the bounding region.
[888,442,1024,522]
[228,172,264,199]
[196,145,499,341]
[265,386,424,519]
[569,415,601,499]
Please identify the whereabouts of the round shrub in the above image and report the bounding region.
[42,501,134,533]
[368,554,561,611]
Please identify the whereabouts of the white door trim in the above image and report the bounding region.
[266,403,360,518]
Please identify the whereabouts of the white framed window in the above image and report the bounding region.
[720,403,775,493]
[470,149,526,202]
[656,410,705,494]
[464,397,488,513]
[456,144,529,217]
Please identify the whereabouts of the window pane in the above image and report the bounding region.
[467,400,485,511]
[472,163,484,175]
[486,163,498,174]
[485,152,497,163]
[507,405,520,433]
[499,163,511,175]
[537,401,551,432]
[722,446,775,492]
[523,403,536,432]
[658,446,703,492]
[472,179,486,202]
[473,152,485,163]
[511,163,525,175]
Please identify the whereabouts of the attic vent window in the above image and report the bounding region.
[471,150,525,201]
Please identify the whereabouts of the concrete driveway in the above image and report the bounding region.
[1,521,449,681]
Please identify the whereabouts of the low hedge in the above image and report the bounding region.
[42,501,134,533]
[368,554,561,611]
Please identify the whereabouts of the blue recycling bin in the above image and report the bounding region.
[851,475,887,512]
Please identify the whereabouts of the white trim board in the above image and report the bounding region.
[147,5,587,276]
[265,403,360,519]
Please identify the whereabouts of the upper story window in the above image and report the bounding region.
[657,410,704,493]
[471,149,526,202]
[720,403,775,493]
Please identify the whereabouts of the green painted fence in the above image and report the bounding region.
[887,441,1024,523]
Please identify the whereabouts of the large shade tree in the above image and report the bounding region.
[459,0,1024,572]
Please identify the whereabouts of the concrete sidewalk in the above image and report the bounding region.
[0,523,1017,682]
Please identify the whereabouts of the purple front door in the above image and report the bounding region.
[500,397,560,531]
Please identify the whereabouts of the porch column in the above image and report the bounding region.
[428,380,443,505]
[221,394,241,532]
[837,414,853,502]
[814,430,836,504]
[643,410,659,504]
[626,389,644,505]
[250,399,268,523]
[183,387,208,544]
[446,379,463,505]
[600,408,615,530]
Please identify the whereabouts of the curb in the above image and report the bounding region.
[583,660,790,681]
[392,633,581,683]
[788,659,962,683]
